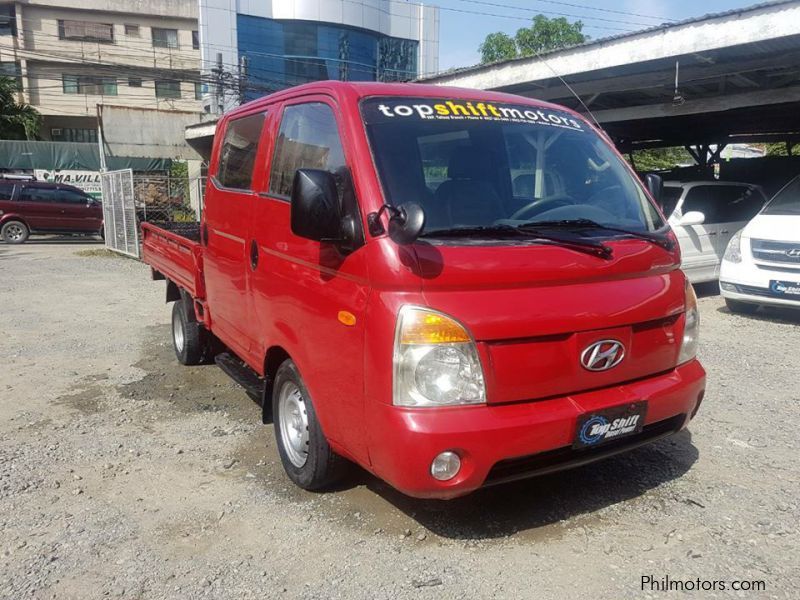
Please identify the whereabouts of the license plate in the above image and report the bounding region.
[770,280,800,297]
[573,401,648,449]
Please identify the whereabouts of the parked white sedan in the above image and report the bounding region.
[663,181,768,283]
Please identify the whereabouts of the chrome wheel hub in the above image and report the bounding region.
[278,381,309,468]
[5,224,23,241]
[172,309,185,353]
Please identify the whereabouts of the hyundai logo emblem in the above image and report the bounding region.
[581,339,626,371]
[786,248,800,258]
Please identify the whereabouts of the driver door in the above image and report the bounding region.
[674,185,719,282]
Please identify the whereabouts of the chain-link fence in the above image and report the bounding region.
[133,173,205,224]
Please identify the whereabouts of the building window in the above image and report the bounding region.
[125,24,140,37]
[128,76,142,87]
[0,61,22,89]
[152,27,178,49]
[216,113,266,190]
[51,127,98,143]
[62,75,118,96]
[0,5,16,36]
[58,20,114,43]
[192,30,199,50]
[194,82,204,100]
[155,80,181,99]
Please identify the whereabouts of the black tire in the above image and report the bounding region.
[725,298,759,315]
[171,299,211,365]
[272,359,348,491]
[1,220,29,244]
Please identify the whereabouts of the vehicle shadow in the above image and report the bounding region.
[717,303,800,324]
[693,281,720,298]
[23,236,104,245]
[352,430,699,540]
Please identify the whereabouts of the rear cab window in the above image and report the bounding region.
[216,112,266,190]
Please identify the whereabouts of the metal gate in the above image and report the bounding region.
[101,169,139,258]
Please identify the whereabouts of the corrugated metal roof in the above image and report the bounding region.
[420,0,800,82]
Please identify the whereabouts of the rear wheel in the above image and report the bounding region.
[725,298,759,315]
[272,359,347,490]
[171,300,210,365]
[1,221,29,244]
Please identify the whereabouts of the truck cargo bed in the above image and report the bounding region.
[141,222,205,300]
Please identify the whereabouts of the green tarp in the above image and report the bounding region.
[0,140,171,171]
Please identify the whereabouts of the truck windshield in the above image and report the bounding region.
[762,176,800,215]
[361,97,664,237]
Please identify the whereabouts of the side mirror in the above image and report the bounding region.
[679,211,705,226]
[367,202,426,245]
[290,169,341,242]
[644,173,664,209]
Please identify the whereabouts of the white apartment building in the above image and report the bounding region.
[0,0,202,143]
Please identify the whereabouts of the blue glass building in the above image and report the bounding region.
[237,15,419,101]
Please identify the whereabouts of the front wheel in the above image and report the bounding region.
[725,298,759,315]
[272,359,348,490]
[1,221,29,244]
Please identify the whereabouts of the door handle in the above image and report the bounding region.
[720,230,729,234]
[708,231,718,236]
[249,240,259,270]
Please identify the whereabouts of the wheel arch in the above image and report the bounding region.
[262,346,291,423]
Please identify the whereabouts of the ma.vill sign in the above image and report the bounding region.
[34,169,102,198]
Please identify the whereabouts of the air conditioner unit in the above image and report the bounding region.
[51,128,63,136]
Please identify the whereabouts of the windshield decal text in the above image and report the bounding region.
[372,100,585,131]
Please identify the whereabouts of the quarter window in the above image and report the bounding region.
[0,183,14,200]
[269,103,347,199]
[216,113,266,190]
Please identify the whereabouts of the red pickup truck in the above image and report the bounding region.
[142,81,705,499]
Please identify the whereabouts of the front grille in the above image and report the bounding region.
[751,239,800,265]
[734,284,777,298]
[484,414,685,486]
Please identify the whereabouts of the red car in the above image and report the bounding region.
[0,179,104,243]
[142,81,705,499]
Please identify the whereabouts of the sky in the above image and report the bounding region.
[435,0,761,73]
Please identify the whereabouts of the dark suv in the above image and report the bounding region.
[0,179,104,244]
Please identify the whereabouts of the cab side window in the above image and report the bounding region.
[216,112,265,190]
[268,102,347,200]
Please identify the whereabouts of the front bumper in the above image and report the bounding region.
[720,258,800,308]
[368,360,706,499]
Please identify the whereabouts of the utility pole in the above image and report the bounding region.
[213,52,224,115]
[238,55,248,105]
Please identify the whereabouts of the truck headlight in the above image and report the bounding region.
[723,230,743,263]
[393,307,485,407]
[678,279,700,364]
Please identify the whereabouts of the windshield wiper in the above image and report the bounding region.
[521,218,675,251]
[420,224,613,259]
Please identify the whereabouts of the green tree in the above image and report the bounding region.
[478,32,518,63]
[0,76,41,140]
[630,147,695,172]
[479,15,586,64]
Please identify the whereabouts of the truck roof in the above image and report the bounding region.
[225,80,583,123]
